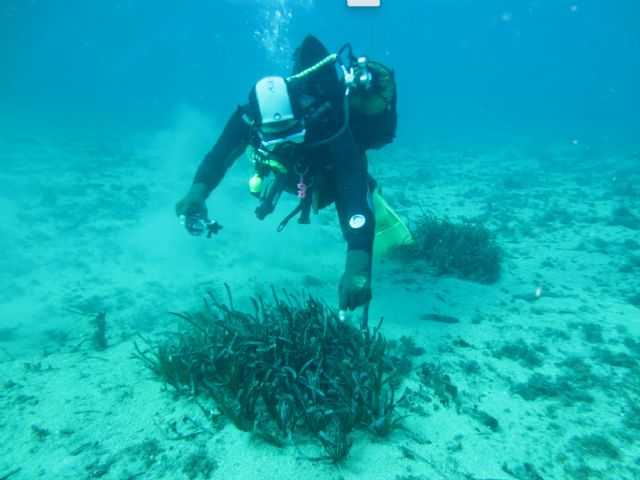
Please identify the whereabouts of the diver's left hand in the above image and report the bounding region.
[338,249,372,311]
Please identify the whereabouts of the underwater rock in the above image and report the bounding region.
[501,462,545,480]
[420,313,459,324]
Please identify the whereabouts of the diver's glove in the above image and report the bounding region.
[338,249,372,312]
[175,182,210,218]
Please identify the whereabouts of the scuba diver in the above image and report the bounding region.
[175,35,410,316]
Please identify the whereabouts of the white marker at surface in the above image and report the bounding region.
[347,0,380,7]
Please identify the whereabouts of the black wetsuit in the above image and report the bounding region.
[191,101,375,254]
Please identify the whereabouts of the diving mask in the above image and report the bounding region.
[258,119,307,152]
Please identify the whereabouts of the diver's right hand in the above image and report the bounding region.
[338,249,372,312]
[175,182,210,218]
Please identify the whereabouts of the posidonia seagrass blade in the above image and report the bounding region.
[138,287,412,461]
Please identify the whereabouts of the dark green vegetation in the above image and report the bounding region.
[511,372,596,404]
[92,312,107,351]
[135,287,407,462]
[397,211,502,284]
[396,336,426,357]
[0,327,16,341]
[181,448,218,479]
[492,339,548,368]
[501,462,545,480]
[417,363,460,410]
[609,206,640,230]
[569,434,621,460]
[628,291,640,308]
[406,360,500,433]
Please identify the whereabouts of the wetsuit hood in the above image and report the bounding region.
[290,35,343,102]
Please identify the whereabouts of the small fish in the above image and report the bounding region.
[420,313,459,324]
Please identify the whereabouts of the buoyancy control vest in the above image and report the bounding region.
[244,36,398,226]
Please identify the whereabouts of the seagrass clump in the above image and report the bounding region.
[400,211,502,284]
[135,286,403,462]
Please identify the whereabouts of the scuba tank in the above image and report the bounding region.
[336,44,398,150]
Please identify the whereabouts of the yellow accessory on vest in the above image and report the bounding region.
[249,174,263,196]
[245,145,289,196]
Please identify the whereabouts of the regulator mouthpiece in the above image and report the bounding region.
[356,56,372,89]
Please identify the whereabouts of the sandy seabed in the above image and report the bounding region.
[1,114,639,480]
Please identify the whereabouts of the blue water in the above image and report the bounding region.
[1,3,640,479]
[1,0,638,145]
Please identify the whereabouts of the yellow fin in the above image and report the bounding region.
[372,187,414,257]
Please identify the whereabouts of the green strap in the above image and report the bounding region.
[287,53,338,81]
